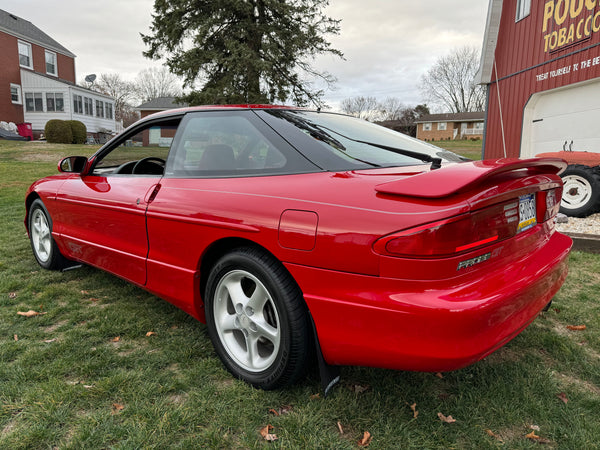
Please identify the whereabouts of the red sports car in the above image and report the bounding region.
[26,106,571,391]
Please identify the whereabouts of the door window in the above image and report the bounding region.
[93,117,182,176]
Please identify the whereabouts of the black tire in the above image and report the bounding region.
[205,247,309,389]
[28,199,68,270]
[559,165,600,217]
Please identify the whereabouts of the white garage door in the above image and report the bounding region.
[521,79,600,158]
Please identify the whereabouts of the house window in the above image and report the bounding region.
[46,93,64,112]
[474,122,484,130]
[437,122,447,131]
[105,102,113,120]
[84,97,93,116]
[18,41,33,68]
[11,84,22,104]
[516,0,531,21]
[25,92,44,112]
[45,50,57,76]
[73,95,83,114]
[96,100,104,118]
[423,123,432,131]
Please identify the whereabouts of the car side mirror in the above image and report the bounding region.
[58,156,88,173]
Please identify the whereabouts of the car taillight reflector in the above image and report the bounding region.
[374,198,534,258]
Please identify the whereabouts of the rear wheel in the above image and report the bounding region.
[28,199,68,270]
[205,247,309,389]
[559,165,600,217]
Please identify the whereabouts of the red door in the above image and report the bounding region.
[54,174,160,285]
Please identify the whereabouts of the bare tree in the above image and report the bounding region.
[91,74,136,122]
[134,67,183,104]
[419,46,485,113]
[340,96,381,121]
[378,97,407,121]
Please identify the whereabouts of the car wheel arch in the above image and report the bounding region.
[25,192,42,233]
[197,238,301,312]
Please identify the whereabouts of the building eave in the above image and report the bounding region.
[0,25,76,59]
[476,0,503,85]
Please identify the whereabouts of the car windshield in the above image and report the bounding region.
[264,110,466,169]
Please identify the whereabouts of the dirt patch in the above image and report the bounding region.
[44,320,69,333]
[1,420,17,437]
[168,393,189,405]
[554,372,600,397]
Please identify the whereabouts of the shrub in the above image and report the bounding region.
[45,120,72,144]
[68,120,87,144]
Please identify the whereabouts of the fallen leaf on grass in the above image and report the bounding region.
[349,383,370,394]
[408,402,418,419]
[310,393,320,400]
[530,425,540,431]
[438,412,456,423]
[526,430,540,440]
[337,421,344,434]
[111,336,121,342]
[566,325,586,331]
[17,310,47,317]
[269,405,293,416]
[357,431,372,447]
[83,385,94,389]
[145,331,156,337]
[486,429,504,443]
[44,338,57,343]
[556,392,569,404]
[13,334,18,341]
[80,290,89,295]
[259,425,278,442]
[435,372,444,379]
[111,403,125,414]
[9,292,17,299]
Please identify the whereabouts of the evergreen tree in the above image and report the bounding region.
[142,0,342,107]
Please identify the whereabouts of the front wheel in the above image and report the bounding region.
[28,199,68,270]
[205,247,309,389]
[559,165,600,217]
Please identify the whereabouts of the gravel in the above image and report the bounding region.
[555,212,600,235]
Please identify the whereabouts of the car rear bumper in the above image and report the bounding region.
[285,231,572,372]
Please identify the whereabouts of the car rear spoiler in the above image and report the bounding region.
[375,158,567,199]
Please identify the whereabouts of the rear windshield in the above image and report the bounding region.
[262,110,466,170]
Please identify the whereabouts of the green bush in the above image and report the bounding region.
[45,120,73,144]
[68,120,87,144]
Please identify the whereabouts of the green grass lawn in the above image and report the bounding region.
[434,139,483,160]
[1,140,599,448]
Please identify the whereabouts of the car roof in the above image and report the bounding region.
[143,104,302,121]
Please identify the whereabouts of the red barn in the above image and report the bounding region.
[478,0,600,159]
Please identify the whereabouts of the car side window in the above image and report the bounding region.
[166,111,319,178]
[92,118,181,176]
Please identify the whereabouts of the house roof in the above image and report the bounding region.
[475,0,503,84]
[136,97,188,111]
[415,112,486,123]
[0,9,75,58]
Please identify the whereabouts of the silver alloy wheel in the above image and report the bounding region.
[561,174,593,210]
[213,269,281,372]
[31,208,52,263]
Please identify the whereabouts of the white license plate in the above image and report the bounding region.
[517,194,536,233]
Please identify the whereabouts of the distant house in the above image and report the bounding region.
[415,112,485,141]
[136,97,187,146]
[136,97,187,119]
[0,9,116,139]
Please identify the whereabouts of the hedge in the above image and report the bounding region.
[45,120,73,144]
[68,120,87,144]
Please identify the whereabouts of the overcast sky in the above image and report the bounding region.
[3,0,489,110]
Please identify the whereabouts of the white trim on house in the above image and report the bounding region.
[476,0,503,85]
[20,69,116,134]
[10,83,22,104]
[18,39,33,69]
[45,49,57,77]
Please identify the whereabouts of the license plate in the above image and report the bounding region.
[517,193,536,233]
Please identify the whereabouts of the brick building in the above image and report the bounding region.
[1,9,116,138]
[415,112,485,141]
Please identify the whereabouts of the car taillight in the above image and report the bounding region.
[373,189,559,259]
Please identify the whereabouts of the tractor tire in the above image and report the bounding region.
[559,164,600,217]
